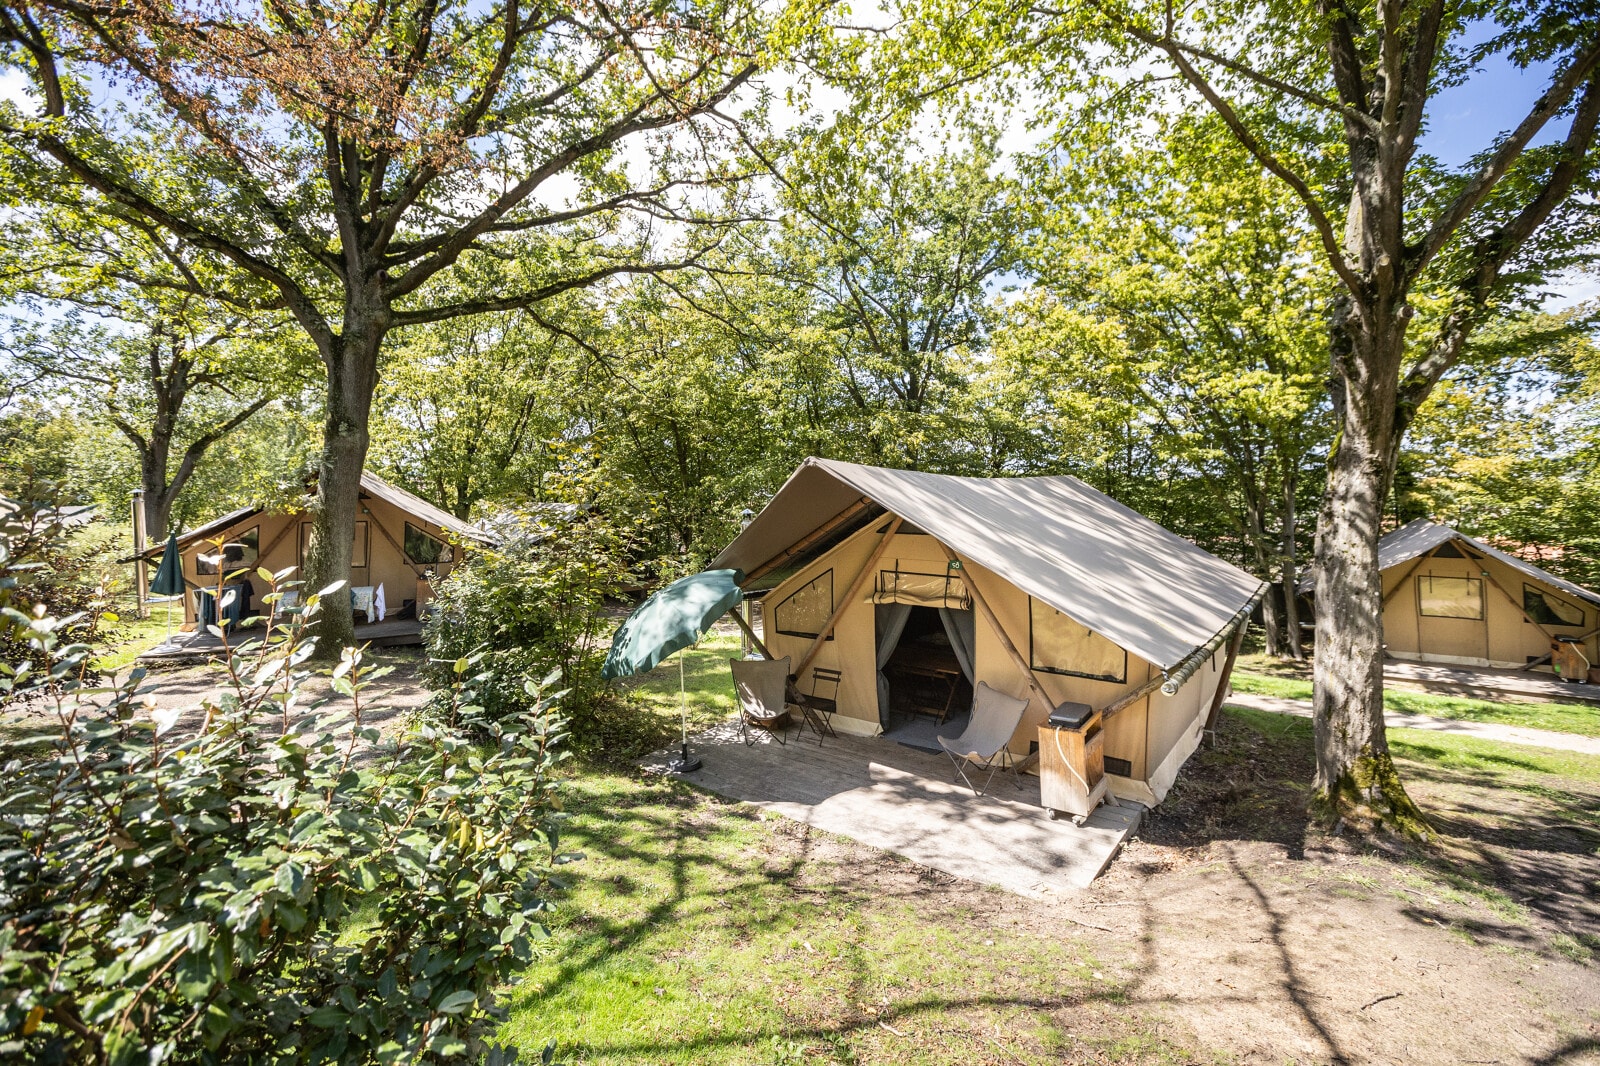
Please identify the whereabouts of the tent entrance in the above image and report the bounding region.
[879,606,975,751]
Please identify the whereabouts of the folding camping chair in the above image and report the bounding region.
[796,666,842,743]
[937,682,1029,795]
[731,656,796,746]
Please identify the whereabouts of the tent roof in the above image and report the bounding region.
[131,472,495,560]
[711,458,1264,672]
[1378,519,1600,610]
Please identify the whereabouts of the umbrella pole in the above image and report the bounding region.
[671,648,702,774]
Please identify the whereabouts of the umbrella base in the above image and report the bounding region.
[670,742,702,774]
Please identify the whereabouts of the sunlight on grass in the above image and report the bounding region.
[623,632,742,729]
[498,770,1197,1065]
[1230,670,1600,738]
[1223,706,1600,787]
[92,607,178,674]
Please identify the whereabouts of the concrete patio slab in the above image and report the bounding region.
[641,719,1141,896]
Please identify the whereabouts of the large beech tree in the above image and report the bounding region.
[0,0,762,647]
[894,0,1600,827]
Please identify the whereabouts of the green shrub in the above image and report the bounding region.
[0,557,572,1063]
[424,505,632,728]
[0,489,114,697]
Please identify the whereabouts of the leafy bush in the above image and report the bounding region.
[0,550,572,1063]
[0,489,115,697]
[424,503,632,729]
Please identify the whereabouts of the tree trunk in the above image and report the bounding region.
[1261,585,1284,658]
[1311,309,1427,834]
[1281,481,1304,660]
[302,310,384,655]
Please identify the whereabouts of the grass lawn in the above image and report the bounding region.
[1223,704,1600,789]
[499,770,1136,1065]
[92,603,180,674]
[1230,669,1600,738]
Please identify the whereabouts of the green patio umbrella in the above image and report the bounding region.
[602,568,746,772]
[149,531,185,639]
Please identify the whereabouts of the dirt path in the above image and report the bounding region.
[2,650,432,739]
[708,707,1600,1065]
[1227,691,1600,756]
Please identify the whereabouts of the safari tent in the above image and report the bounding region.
[713,459,1266,806]
[133,471,492,633]
[1371,520,1600,675]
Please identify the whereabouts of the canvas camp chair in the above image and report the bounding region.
[937,682,1029,795]
[731,656,796,746]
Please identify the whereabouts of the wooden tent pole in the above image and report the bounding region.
[745,498,871,585]
[795,516,903,679]
[938,543,1054,712]
[1476,564,1558,647]
[1203,622,1248,734]
[1380,555,1430,609]
[1100,673,1166,722]
[728,607,775,660]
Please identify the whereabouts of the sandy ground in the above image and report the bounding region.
[723,708,1600,1065]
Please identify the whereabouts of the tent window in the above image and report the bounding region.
[872,564,972,609]
[405,522,453,565]
[1525,585,1583,628]
[1417,575,1483,619]
[195,526,259,576]
[775,569,833,639]
[1030,599,1127,683]
[300,521,369,568]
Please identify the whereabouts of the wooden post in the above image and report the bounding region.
[938,543,1054,712]
[729,606,775,661]
[745,498,870,585]
[1477,565,1558,649]
[795,516,903,679]
[1203,621,1248,734]
[131,489,150,619]
[1379,555,1429,610]
[1100,672,1167,722]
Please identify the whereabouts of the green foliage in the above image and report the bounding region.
[0,526,571,1063]
[0,488,115,695]
[425,459,635,729]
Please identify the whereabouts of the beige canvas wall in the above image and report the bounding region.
[759,524,1231,803]
[178,495,459,624]
[1381,551,1597,670]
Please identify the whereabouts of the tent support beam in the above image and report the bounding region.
[1521,622,1600,670]
[939,543,1055,714]
[745,498,872,585]
[1100,673,1167,722]
[1477,563,1558,649]
[1380,555,1430,610]
[795,516,902,679]
[728,605,774,660]
[1203,622,1249,736]
[1159,585,1266,697]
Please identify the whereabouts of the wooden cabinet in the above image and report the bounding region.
[1038,715,1107,819]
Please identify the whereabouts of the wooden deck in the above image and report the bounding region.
[1385,659,1600,706]
[137,618,425,665]
[642,720,1141,895]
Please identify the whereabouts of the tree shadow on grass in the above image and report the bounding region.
[1147,708,1600,962]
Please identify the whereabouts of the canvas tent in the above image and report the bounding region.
[1360,520,1600,673]
[130,471,494,629]
[713,458,1265,806]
